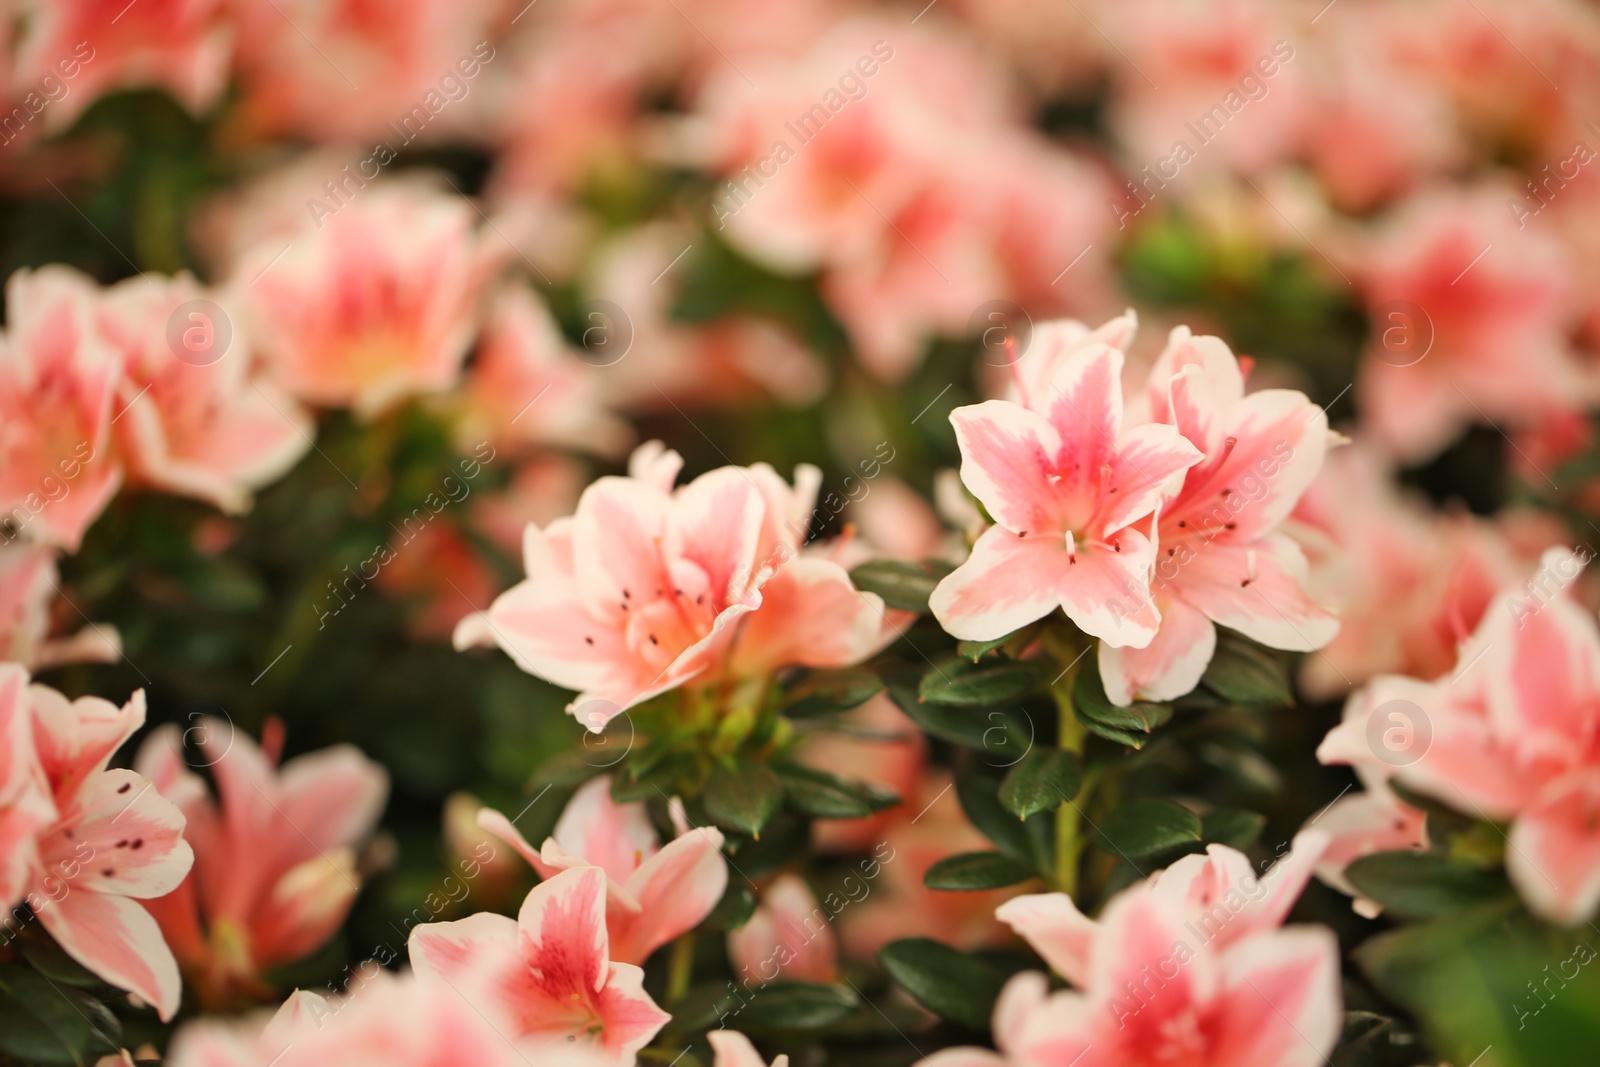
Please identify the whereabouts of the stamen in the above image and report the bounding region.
[1065,530,1078,563]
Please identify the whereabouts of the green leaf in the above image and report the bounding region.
[774,763,877,819]
[1331,1012,1398,1067]
[15,933,103,989]
[924,851,1037,890]
[1344,851,1514,920]
[886,676,1035,760]
[732,981,859,1031]
[879,939,1004,1029]
[704,764,784,837]
[1073,664,1173,732]
[957,636,1010,662]
[999,748,1082,820]
[1079,718,1156,749]
[705,882,758,931]
[956,764,1050,869]
[919,659,1040,706]
[1200,808,1266,850]
[1201,636,1292,707]
[0,964,120,1066]
[848,559,953,613]
[782,669,884,718]
[1098,798,1202,859]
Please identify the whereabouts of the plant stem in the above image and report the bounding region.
[665,931,695,1003]
[1051,677,1088,896]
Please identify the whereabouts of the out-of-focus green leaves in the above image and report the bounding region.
[878,939,1004,1029]
[847,559,953,613]
[1097,798,1203,859]
[923,851,1036,891]
[705,763,785,837]
[999,748,1082,820]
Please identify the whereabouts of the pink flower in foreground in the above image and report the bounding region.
[925,838,1339,1067]
[929,329,1203,646]
[1099,326,1338,704]
[0,542,121,669]
[21,676,193,1019]
[236,181,493,419]
[1321,548,1600,923]
[0,666,53,912]
[477,774,727,965]
[0,267,123,552]
[134,717,387,1007]
[728,873,839,985]
[409,866,671,1064]
[166,974,616,1067]
[455,442,896,727]
[14,0,232,131]
[708,1031,789,1067]
[99,273,312,514]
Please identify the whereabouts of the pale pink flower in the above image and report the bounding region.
[707,1031,789,1067]
[921,871,1340,1067]
[1321,548,1600,923]
[23,679,193,1019]
[929,335,1203,646]
[409,866,671,1064]
[455,442,895,727]
[1099,326,1337,705]
[98,273,311,514]
[728,873,839,985]
[476,774,727,965]
[0,267,123,552]
[798,693,925,854]
[134,717,388,1007]
[1353,182,1593,462]
[236,181,493,419]
[0,542,121,669]
[1304,781,1428,913]
[0,665,53,912]
[14,0,231,131]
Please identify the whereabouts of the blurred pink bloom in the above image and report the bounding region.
[0,267,123,552]
[236,181,494,419]
[373,520,500,641]
[708,1031,788,1067]
[473,456,588,556]
[930,333,1203,646]
[99,274,311,514]
[409,866,671,1064]
[166,973,617,1067]
[15,0,231,130]
[995,832,1328,988]
[0,666,53,912]
[922,865,1340,1067]
[798,693,925,854]
[728,873,839,984]
[1100,326,1337,705]
[135,717,388,1007]
[24,679,193,1019]
[455,442,896,726]
[455,285,631,458]
[477,774,727,965]
[1322,547,1600,923]
[0,542,121,669]
[1353,183,1594,462]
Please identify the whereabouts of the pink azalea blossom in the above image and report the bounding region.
[929,332,1204,646]
[1099,326,1338,705]
[235,180,494,419]
[409,866,671,1063]
[454,442,896,727]
[0,542,121,669]
[1321,548,1600,923]
[14,0,232,131]
[98,273,312,514]
[928,838,1338,1067]
[476,774,727,965]
[0,267,124,552]
[22,678,193,1019]
[728,873,839,984]
[0,666,53,913]
[134,717,388,1007]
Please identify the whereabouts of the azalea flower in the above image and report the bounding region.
[728,873,839,985]
[929,328,1203,646]
[924,839,1340,1067]
[477,774,727,965]
[1098,325,1338,705]
[134,717,388,1007]
[98,273,312,514]
[409,866,671,1064]
[0,267,124,552]
[0,666,54,913]
[454,441,896,728]
[19,676,193,1019]
[0,542,121,670]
